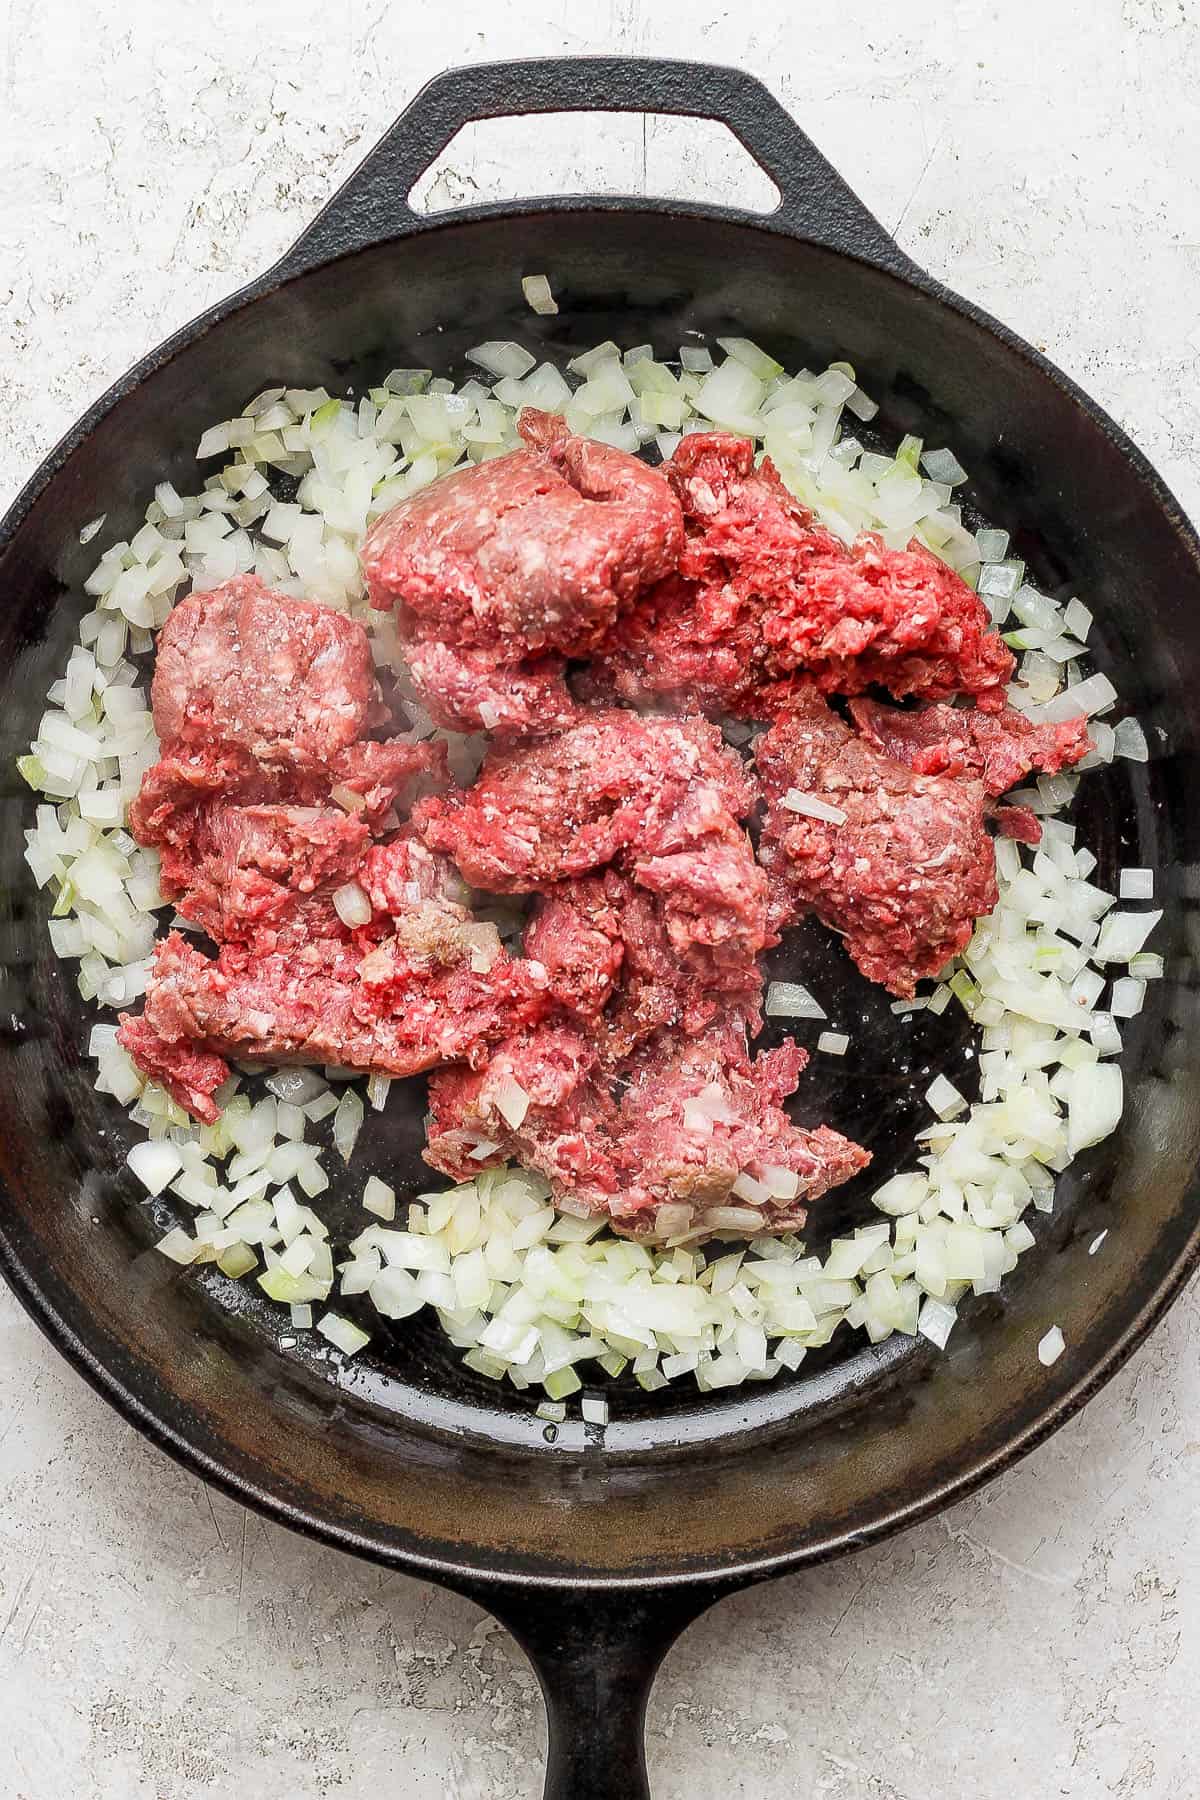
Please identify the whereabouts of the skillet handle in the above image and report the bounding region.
[271,56,913,281]
[452,1579,726,1799]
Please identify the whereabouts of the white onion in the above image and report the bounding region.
[781,788,848,824]
[1094,909,1162,963]
[332,881,372,928]
[492,1075,530,1130]
[332,1088,365,1164]
[1038,1325,1065,1366]
[817,1031,849,1055]
[317,1311,370,1355]
[1118,867,1154,900]
[127,1139,183,1196]
[1065,1063,1123,1155]
[764,981,826,1020]
[730,1172,771,1206]
[465,340,537,379]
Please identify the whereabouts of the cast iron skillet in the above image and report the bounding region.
[1,56,1198,1798]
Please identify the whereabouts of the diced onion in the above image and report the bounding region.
[1038,1325,1065,1366]
[764,981,826,1020]
[127,1139,184,1196]
[781,788,848,824]
[522,274,559,315]
[317,1311,370,1355]
[332,881,372,928]
[332,1088,365,1164]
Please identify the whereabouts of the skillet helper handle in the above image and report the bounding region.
[272,55,914,280]
[459,1582,723,1800]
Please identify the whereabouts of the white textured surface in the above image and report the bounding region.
[2,2,1198,1795]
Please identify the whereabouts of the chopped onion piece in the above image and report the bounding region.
[730,1172,771,1207]
[317,1311,370,1355]
[332,881,372,928]
[363,1176,396,1221]
[1094,909,1161,963]
[764,981,826,1021]
[781,788,847,824]
[926,1075,967,1120]
[521,273,559,315]
[465,340,536,379]
[817,1031,849,1055]
[1065,1063,1122,1155]
[127,1139,184,1196]
[1113,717,1149,762]
[917,1297,958,1349]
[493,1075,530,1130]
[1038,1325,1065,1366]
[332,1088,365,1164]
[1118,867,1153,900]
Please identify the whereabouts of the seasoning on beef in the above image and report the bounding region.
[523,868,765,1064]
[130,737,443,852]
[360,407,683,733]
[847,697,1092,796]
[151,575,379,768]
[586,432,1013,715]
[160,804,370,946]
[130,892,552,1086]
[424,1016,869,1238]
[414,709,758,892]
[400,638,577,737]
[756,685,998,997]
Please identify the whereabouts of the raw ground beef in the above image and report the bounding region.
[415,707,771,1060]
[136,921,551,1083]
[130,737,442,849]
[847,697,1091,795]
[361,407,683,734]
[584,433,1013,716]
[115,1011,229,1126]
[414,709,758,891]
[425,1015,869,1237]
[151,575,381,768]
[523,868,764,1063]
[756,685,998,997]
[119,584,549,1101]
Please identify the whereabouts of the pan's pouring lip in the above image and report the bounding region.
[3,196,1200,1593]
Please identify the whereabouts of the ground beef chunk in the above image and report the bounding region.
[130,738,442,852]
[151,576,379,768]
[418,710,768,1062]
[414,709,758,891]
[610,1023,870,1233]
[847,697,1092,796]
[115,1012,228,1126]
[424,1016,869,1238]
[360,407,683,733]
[400,639,577,737]
[424,1027,622,1213]
[586,433,1013,715]
[756,686,998,997]
[122,585,540,1112]
[157,805,369,946]
[132,907,551,1084]
[523,868,765,1063]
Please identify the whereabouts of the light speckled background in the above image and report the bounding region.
[2,3,1198,1795]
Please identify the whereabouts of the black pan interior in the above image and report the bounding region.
[1,209,1197,1582]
